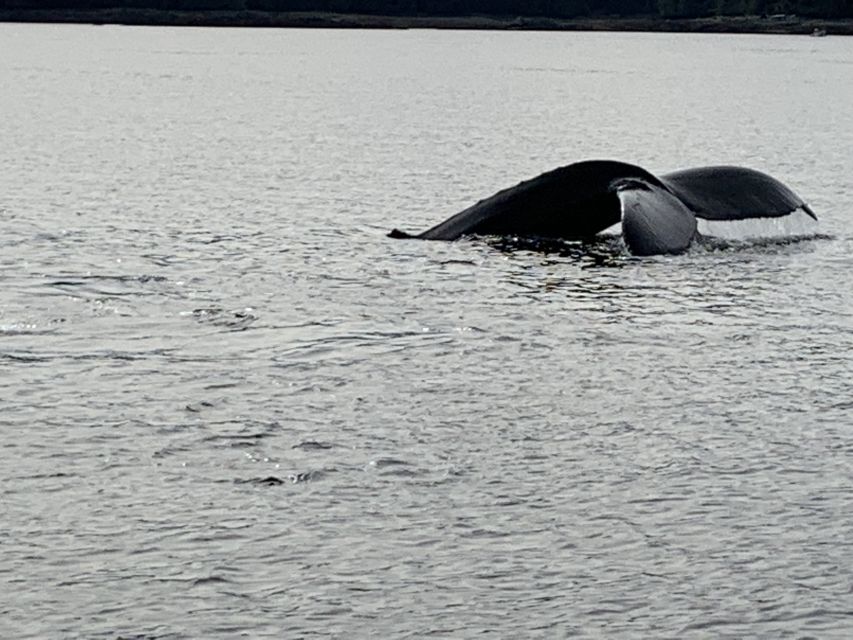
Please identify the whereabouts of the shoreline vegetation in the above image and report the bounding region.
[1,8,852,35]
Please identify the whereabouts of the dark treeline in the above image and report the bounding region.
[2,0,852,19]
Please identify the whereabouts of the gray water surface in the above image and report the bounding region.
[2,24,853,638]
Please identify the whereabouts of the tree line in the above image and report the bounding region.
[2,0,852,19]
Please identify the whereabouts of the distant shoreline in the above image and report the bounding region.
[1,9,851,35]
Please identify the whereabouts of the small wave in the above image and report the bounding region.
[288,470,323,483]
[0,348,178,364]
[236,476,286,486]
[184,401,215,413]
[14,472,75,480]
[187,307,258,331]
[369,457,412,468]
[0,322,60,336]
[191,575,232,586]
[236,470,325,486]
[368,457,425,477]
[0,352,51,363]
[43,273,168,292]
[152,445,192,459]
[293,440,334,450]
[203,430,277,448]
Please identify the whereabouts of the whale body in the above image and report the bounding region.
[388,160,816,256]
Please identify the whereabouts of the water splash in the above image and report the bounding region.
[696,208,819,241]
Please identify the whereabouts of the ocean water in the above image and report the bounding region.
[2,23,853,638]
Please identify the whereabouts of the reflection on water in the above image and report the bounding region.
[484,233,630,267]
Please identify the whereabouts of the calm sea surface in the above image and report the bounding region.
[2,23,853,639]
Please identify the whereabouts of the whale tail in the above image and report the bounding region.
[618,183,697,256]
[388,160,815,256]
[387,228,416,239]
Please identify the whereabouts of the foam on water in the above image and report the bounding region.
[696,207,820,240]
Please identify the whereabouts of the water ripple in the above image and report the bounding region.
[3,24,853,640]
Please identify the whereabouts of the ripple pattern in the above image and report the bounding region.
[2,23,853,639]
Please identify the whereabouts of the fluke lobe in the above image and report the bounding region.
[388,160,816,256]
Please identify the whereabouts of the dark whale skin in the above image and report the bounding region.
[389,159,815,256]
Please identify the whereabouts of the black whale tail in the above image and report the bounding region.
[618,182,697,255]
[387,228,416,239]
[388,159,815,256]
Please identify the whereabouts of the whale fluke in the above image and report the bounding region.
[618,180,697,256]
[660,166,816,222]
[389,159,815,256]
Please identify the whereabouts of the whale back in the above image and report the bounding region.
[413,160,664,241]
[661,165,816,221]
